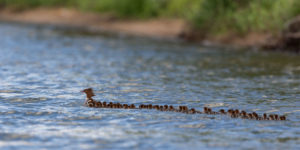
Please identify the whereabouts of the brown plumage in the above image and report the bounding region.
[207,108,212,114]
[95,102,102,108]
[248,113,253,119]
[164,105,168,111]
[179,106,183,112]
[252,112,259,120]
[130,104,136,109]
[82,88,287,121]
[81,88,95,99]
[169,105,174,111]
[235,109,240,115]
[219,109,225,114]
[139,104,144,109]
[280,115,286,120]
[103,102,107,107]
[123,104,128,109]
[189,108,196,114]
[159,106,164,111]
[204,107,208,114]
[263,113,268,120]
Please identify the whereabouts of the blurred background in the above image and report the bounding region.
[1,0,300,37]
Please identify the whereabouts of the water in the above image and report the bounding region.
[0,23,299,150]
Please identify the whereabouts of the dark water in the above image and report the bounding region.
[0,23,299,150]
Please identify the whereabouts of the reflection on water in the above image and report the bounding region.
[0,23,300,150]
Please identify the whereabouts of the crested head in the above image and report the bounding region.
[81,88,95,99]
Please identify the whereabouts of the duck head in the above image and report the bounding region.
[81,88,95,99]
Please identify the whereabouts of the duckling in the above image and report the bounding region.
[204,107,208,114]
[274,114,279,120]
[123,104,128,109]
[269,114,274,120]
[169,105,174,111]
[113,104,118,108]
[164,105,168,111]
[252,112,259,120]
[241,111,248,119]
[228,109,233,114]
[181,106,185,112]
[235,109,240,116]
[180,106,186,113]
[87,99,95,107]
[189,108,196,114]
[130,104,136,109]
[148,104,152,109]
[184,106,189,112]
[144,104,149,109]
[116,103,122,108]
[207,108,212,114]
[241,110,247,118]
[219,109,226,114]
[159,106,164,111]
[263,113,268,120]
[228,110,235,118]
[248,113,253,119]
[280,115,286,120]
[95,102,102,108]
[139,104,144,109]
[108,102,113,108]
[179,106,183,112]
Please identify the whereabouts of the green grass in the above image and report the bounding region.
[0,0,73,9]
[193,0,300,35]
[1,0,300,36]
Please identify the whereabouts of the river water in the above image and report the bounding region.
[0,23,299,150]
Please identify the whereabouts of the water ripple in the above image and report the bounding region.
[0,23,299,150]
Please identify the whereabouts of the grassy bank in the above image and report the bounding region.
[1,0,300,36]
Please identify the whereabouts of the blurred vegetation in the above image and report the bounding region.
[1,0,300,35]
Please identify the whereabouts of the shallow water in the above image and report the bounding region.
[0,23,299,150]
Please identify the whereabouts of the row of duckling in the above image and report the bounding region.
[206,107,286,120]
[82,88,286,121]
[86,98,136,109]
[85,98,286,121]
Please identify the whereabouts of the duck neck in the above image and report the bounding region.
[85,98,94,105]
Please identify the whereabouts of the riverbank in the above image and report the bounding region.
[0,8,186,40]
[0,8,275,49]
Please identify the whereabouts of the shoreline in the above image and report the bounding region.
[0,8,273,49]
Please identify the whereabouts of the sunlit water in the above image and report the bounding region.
[0,22,299,150]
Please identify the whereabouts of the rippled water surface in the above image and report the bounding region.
[0,23,300,150]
